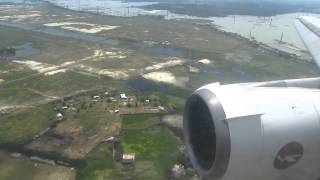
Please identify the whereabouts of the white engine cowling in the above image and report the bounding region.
[183,83,320,180]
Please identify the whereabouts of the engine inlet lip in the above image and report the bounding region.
[183,89,231,179]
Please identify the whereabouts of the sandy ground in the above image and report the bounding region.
[95,49,129,60]
[44,69,67,76]
[0,105,33,114]
[142,71,189,87]
[26,121,121,159]
[98,69,129,79]
[11,48,106,76]
[188,66,199,73]
[198,59,211,65]
[77,65,129,79]
[145,58,184,71]
[0,14,41,22]
[13,60,62,75]
[44,22,119,34]
[12,48,131,79]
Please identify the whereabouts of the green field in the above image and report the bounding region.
[0,104,55,146]
[76,114,182,180]
[122,114,181,180]
[0,151,75,180]
[76,143,116,180]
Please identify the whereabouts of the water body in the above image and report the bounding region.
[45,0,318,59]
[201,66,256,82]
[44,0,157,16]
[0,0,26,3]
[146,47,184,58]
[208,14,314,53]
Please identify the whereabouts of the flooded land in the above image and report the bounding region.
[0,0,319,180]
[46,0,320,61]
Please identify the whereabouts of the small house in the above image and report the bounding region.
[62,106,68,110]
[56,113,64,121]
[105,136,115,143]
[158,106,165,111]
[172,164,186,178]
[122,154,135,164]
[120,93,127,100]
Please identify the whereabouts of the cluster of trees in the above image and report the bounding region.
[0,47,16,58]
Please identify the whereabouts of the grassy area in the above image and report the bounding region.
[76,143,116,180]
[0,104,55,146]
[3,71,112,97]
[0,151,75,180]
[126,78,190,113]
[25,92,121,159]
[122,114,181,180]
[122,114,160,130]
[76,114,183,180]
[0,26,94,65]
[0,88,43,105]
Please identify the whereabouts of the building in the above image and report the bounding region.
[122,154,135,164]
[158,106,165,111]
[62,106,68,110]
[105,136,115,143]
[93,95,100,99]
[120,93,127,100]
[56,113,64,121]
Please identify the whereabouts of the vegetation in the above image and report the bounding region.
[122,114,181,179]
[0,104,55,146]
[76,144,116,180]
[0,1,319,179]
[0,47,15,58]
[122,114,160,130]
[0,150,75,180]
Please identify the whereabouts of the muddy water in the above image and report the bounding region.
[146,47,184,58]
[201,66,256,82]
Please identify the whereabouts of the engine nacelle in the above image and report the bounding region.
[183,83,320,180]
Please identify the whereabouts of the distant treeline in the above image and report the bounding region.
[0,47,15,58]
[140,1,320,17]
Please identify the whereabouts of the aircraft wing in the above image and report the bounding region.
[295,16,320,68]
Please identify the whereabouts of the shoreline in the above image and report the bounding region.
[41,0,313,66]
[195,22,313,64]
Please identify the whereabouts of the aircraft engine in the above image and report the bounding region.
[183,83,320,180]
